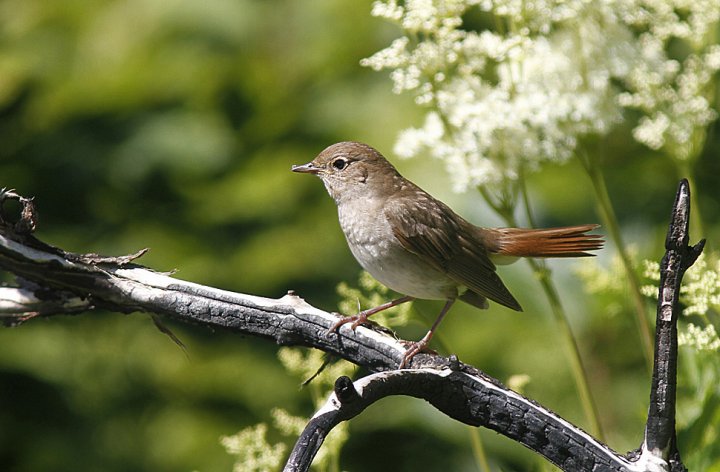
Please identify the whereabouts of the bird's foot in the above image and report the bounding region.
[327,295,415,335]
[398,333,435,369]
[328,311,370,334]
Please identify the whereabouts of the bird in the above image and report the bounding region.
[292,141,602,368]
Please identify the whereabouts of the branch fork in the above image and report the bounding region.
[0,181,702,471]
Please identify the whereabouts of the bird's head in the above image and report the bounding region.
[292,141,401,204]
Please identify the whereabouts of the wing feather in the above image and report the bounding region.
[384,193,521,311]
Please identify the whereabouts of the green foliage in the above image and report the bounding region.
[336,270,413,328]
[221,424,286,472]
[0,1,718,471]
[223,348,353,472]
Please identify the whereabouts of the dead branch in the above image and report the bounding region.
[0,183,701,471]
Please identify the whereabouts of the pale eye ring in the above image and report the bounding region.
[332,158,348,170]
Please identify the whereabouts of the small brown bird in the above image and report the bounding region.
[293,141,602,367]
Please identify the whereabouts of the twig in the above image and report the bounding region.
[636,179,703,471]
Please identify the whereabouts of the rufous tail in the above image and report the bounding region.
[488,224,603,257]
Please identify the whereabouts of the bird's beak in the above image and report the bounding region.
[291,162,322,175]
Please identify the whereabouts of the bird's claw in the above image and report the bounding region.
[398,334,437,369]
[327,312,369,334]
[398,341,424,369]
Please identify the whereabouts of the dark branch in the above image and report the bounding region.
[0,184,700,472]
[285,179,701,472]
[285,367,638,472]
[639,179,703,471]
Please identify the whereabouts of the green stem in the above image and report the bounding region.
[329,449,340,472]
[468,427,491,472]
[488,181,604,440]
[518,167,537,228]
[527,257,604,440]
[582,158,654,370]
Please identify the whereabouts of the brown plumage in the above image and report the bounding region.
[293,141,603,367]
[485,225,604,258]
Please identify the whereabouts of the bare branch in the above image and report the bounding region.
[0,183,701,472]
[285,369,643,472]
[637,179,703,471]
[0,286,91,325]
[0,233,412,371]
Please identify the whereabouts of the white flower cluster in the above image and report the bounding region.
[223,347,353,471]
[617,0,720,159]
[678,253,720,316]
[221,423,286,472]
[678,323,720,351]
[363,0,720,190]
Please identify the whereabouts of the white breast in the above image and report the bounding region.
[336,199,458,300]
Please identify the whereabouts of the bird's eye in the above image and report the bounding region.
[331,158,348,170]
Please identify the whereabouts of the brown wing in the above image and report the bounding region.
[384,192,522,311]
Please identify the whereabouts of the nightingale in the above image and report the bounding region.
[292,141,602,368]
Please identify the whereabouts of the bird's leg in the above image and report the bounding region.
[399,299,455,368]
[328,295,414,333]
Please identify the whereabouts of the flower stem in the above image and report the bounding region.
[481,181,605,440]
[468,427,491,472]
[582,157,654,370]
[527,256,605,440]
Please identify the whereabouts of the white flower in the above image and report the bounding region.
[633,114,671,150]
[364,0,720,189]
[678,323,720,351]
[371,0,404,21]
[615,0,720,160]
[680,254,720,316]
[221,424,286,472]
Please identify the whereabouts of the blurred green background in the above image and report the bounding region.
[0,1,718,471]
